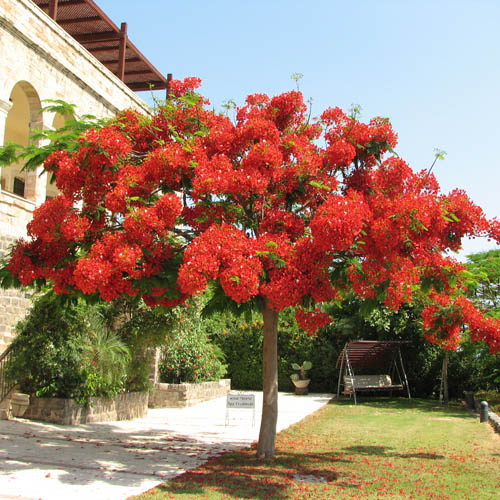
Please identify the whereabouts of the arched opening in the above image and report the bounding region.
[1,81,42,201]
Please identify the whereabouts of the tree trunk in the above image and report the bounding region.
[440,350,449,405]
[257,301,279,459]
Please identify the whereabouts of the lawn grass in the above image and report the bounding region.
[131,398,500,500]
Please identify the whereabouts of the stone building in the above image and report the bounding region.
[0,0,170,353]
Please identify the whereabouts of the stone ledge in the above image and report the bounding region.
[22,391,148,425]
[488,410,500,432]
[149,379,230,408]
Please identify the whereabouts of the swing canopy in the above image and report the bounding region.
[336,340,411,403]
[336,340,406,371]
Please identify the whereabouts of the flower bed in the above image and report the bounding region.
[22,391,148,425]
[148,379,230,408]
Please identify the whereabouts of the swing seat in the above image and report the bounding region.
[343,374,403,394]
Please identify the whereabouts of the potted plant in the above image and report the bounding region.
[10,393,30,417]
[290,361,312,395]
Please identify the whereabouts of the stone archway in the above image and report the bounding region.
[1,80,45,204]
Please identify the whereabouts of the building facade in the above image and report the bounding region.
[0,0,165,352]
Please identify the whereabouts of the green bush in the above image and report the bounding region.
[207,309,341,392]
[276,312,341,393]
[7,293,88,399]
[7,293,130,405]
[100,296,178,392]
[215,318,264,390]
[79,313,130,400]
[208,302,452,396]
[475,390,500,413]
[158,329,226,383]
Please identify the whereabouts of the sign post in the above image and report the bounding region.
[225,393,256,426]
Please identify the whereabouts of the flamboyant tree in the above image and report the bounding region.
[2,78,500,458]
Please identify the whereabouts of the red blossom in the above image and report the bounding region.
[295,308,332,336]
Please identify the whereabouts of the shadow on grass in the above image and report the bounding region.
[143,442,450,499]
[330,397,472,419]
[141,449,345,499]
[343,445,445,460]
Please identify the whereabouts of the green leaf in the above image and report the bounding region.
[265,241,278,248]
[359,299,378,318]
[309,180,331,191]
[269,254,286,268]
[201,281,259,319]
[255,250,270,257]
[41,99,77,117]
[0,143,19,166]
[229,276,240,284]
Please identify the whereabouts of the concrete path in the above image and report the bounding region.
[0,392,332,500]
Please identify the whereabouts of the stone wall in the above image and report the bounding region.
[23,392,149,425]
[0,191,35,240]
[0,235,32,354]
[149,379,231,408]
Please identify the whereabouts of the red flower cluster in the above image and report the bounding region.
[422,293,500,353]
[178,224,262,303]
[295,308,332,336]
[27,195,89,243]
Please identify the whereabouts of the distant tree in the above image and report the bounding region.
[1,78,500,458]
[460,250,500,393]
[465,249,500,313]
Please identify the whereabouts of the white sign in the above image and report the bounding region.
[226,394,255,408]
[225,394,256,426]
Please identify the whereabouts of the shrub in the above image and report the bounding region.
[100,296,177,392]
[158,329,226,383]
[7,292,88,399]
[207,312,264,390]
[208,309,340,392]
[7,292,129,405]
[79,310,130,400]
[475,390,500,413]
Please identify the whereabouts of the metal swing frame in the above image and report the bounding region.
[336,340,411,405]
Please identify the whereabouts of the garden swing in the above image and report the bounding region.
[336,340,411,404]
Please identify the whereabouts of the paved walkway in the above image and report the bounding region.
[0,392,332,500]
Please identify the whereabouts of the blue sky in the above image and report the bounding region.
[99,0,500,260]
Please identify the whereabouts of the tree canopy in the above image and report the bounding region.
[465,249,500,314]
[2,78,500,457]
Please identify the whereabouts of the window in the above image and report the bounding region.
[13,177,25,197]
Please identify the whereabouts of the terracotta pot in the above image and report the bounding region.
[292,379,311,395]
[11,393,30,417]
